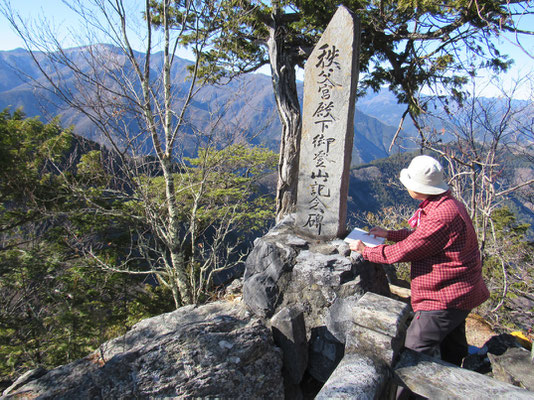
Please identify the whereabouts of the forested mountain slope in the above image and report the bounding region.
[0,46,402,165]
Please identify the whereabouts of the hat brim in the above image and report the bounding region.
[399,168,449,195]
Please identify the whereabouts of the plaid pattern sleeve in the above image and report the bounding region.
[387,229,413,243]
[362,192,490,311]
[366,218,451,264]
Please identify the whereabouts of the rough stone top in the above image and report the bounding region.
[352,292,412,338]
[395,349,534,399]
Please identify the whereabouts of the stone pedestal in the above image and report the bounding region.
[318,293,411,399]
[242,214,391,385]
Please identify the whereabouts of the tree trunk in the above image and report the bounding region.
[162,159,193,305]
[267,9,302,223]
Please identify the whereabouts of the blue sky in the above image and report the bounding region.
[1,1,77,49]
[1,0,533,99]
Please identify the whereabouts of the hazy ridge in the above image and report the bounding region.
[0,46,405,165]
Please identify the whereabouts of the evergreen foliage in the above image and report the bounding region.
[0,110,145,380]
[479,207,534,331]
[171,0,528,107]
[0,110,276,383]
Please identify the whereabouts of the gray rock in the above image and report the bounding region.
[242,220,390,386]
[315,354,388,400]
[310,242,341,255]
[346,324,403,367]
[271,307,308,385]
[350,292,411,338]
[243,219,390,329]
[243,232,298,318]
[309,239,350,256]
[243,235,296,280]
[331,239,352,257]
[328,293,410,367]
[308,326,345,382]
[327,292,410,349]
[395,349,534,399]
[294,250,356,288]
[278,251,367,336]
[4,301,284,400]
[2,367,47,396]
[286,235,309,247]
[225,278,243,296]
[325,294,362,344]
[488,347,534,391]
[354,260,391,297]
[243,273,281,318]
[336,277,367,299]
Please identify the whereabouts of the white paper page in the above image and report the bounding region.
[344,227,385,247]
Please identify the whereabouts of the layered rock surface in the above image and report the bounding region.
[243,214,390,326]
[394,349,534,399]
[242,214,391,388]
[3,301,284,399]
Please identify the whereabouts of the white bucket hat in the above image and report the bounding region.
[399,155,449,195]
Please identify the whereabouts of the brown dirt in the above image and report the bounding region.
[465,313,497,348]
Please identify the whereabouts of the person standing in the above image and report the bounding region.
[349,155,489,366]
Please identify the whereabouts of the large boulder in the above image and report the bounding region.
[488,346,534,391]
[394,349,534,399]
[243,215,390,329]
[242,215,391,384]
[271,307,308,385]
[3,301,284,400]
[317,293,411,399]
[315,354,389,400]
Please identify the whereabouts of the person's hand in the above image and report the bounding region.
[369,227,387,238]
[349,239,366,253]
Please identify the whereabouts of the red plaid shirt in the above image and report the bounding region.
[362,191,489,312]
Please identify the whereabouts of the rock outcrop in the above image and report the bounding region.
[5,215,533,399]
[488,346,534,391]
[394,349,534,399]
[317,292,411,399]
[243,216,390,324]
[242,214,391,390]
[3,301,284,399]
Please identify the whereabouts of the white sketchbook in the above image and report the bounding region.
[344,227,385,247]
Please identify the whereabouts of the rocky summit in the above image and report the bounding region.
[4,215,534,400]
[3,301,284,399]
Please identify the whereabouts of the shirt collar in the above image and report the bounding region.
[421,190,451,209]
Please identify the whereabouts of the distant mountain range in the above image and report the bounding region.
[0,46,413,166]
[348,151,534,239]
[2,46,531,235]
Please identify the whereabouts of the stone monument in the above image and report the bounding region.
[295,6,361,239]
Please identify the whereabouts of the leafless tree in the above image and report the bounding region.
[1,0,276,307]
[416,77,533,248]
